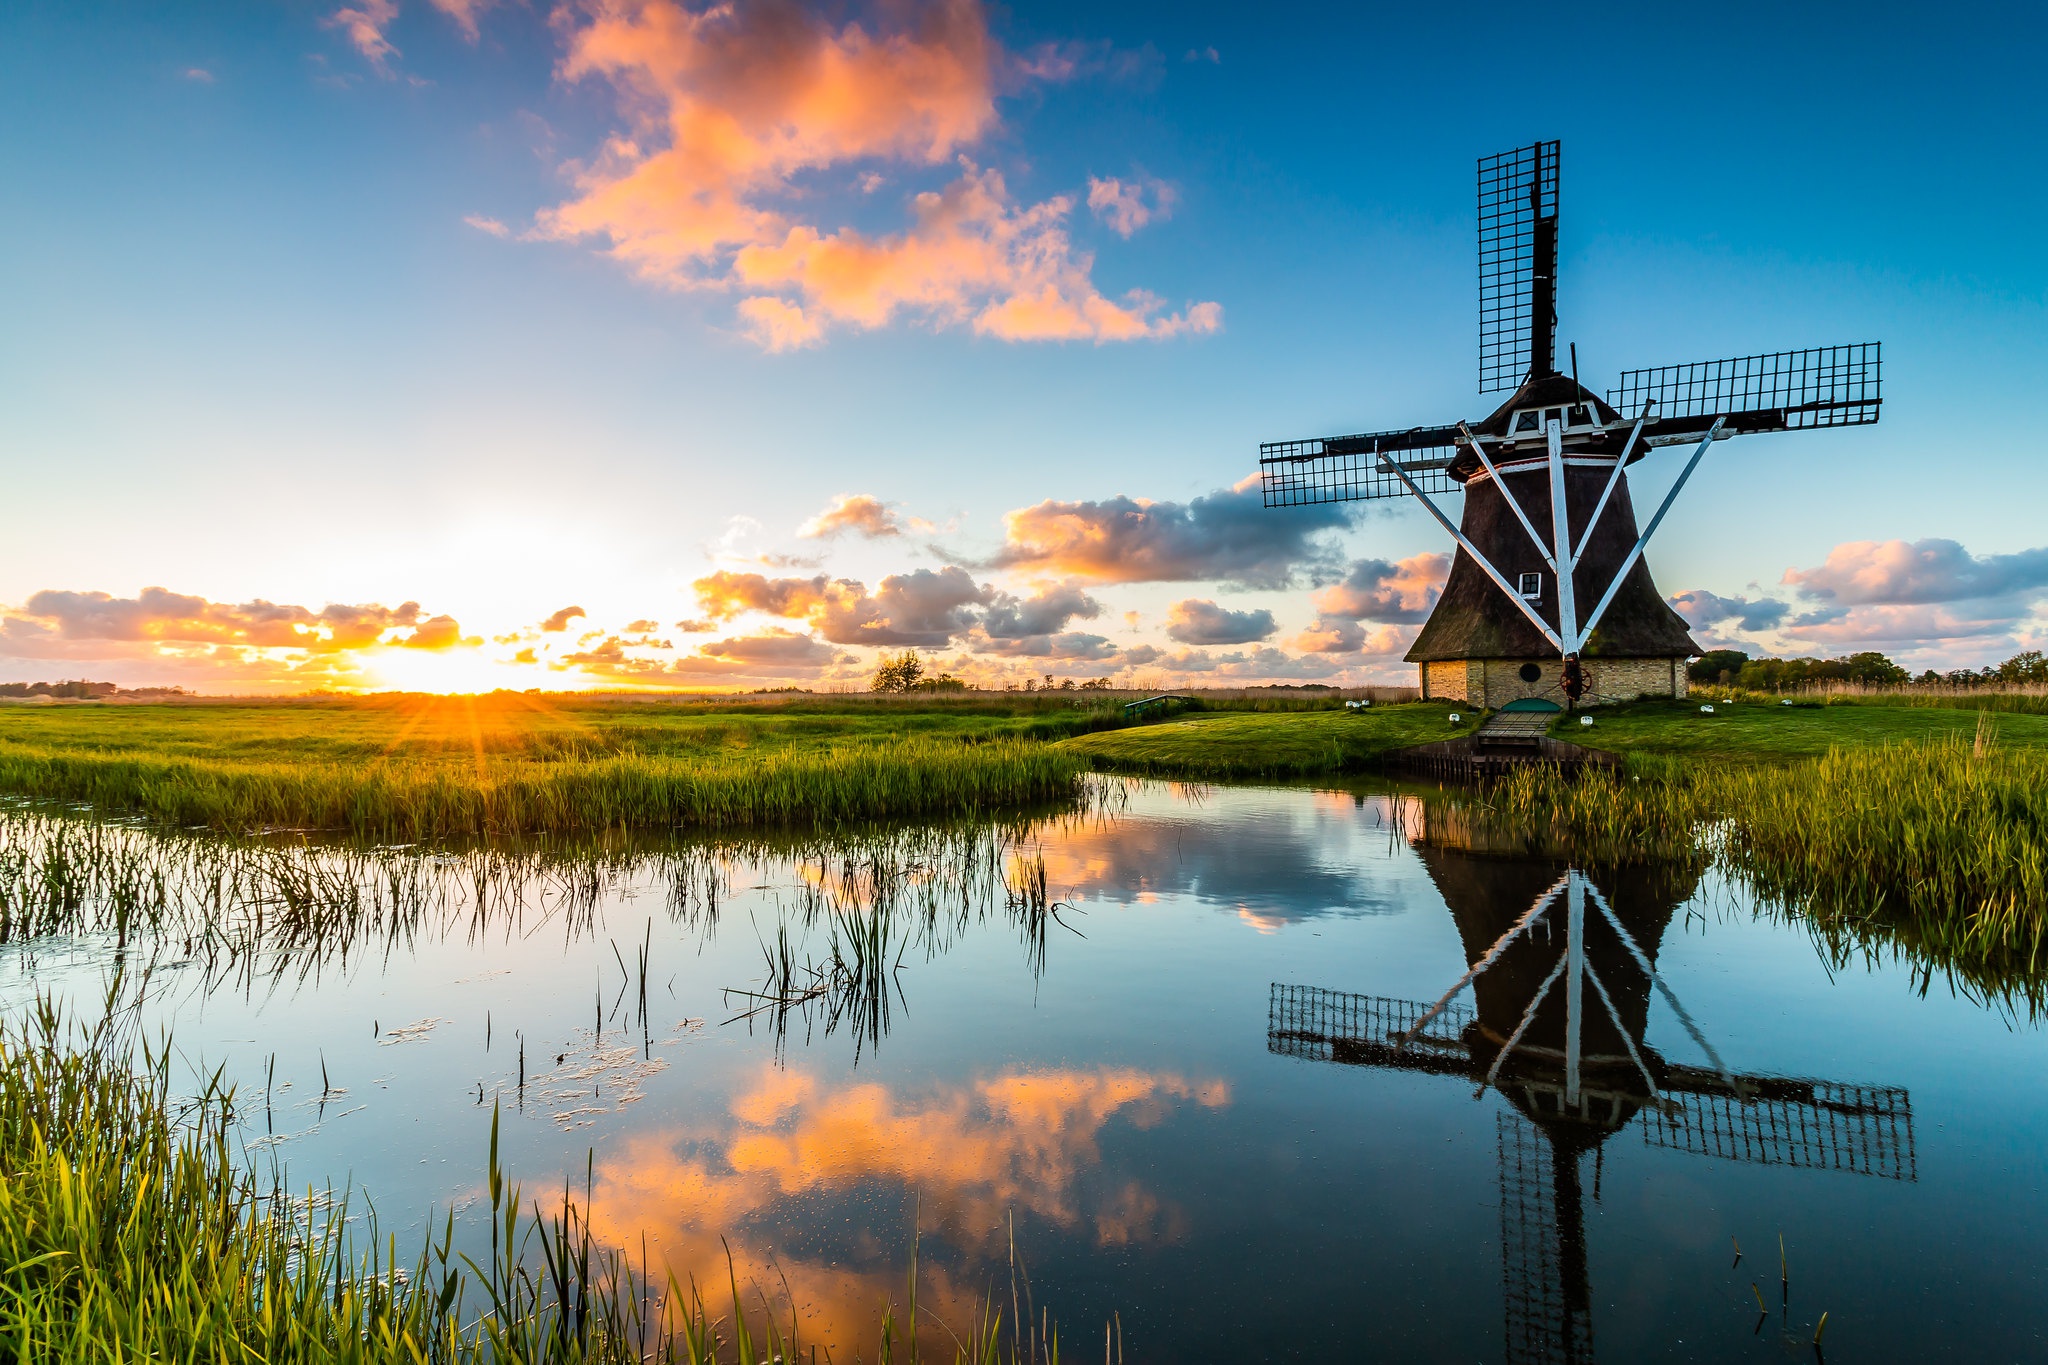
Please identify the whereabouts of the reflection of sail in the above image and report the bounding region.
[1267,851,1914,1365]
[1498,1110,1590,1365]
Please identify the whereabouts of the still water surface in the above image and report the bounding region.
[7,781,2046,1362]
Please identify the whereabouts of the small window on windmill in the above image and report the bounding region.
[1513,409,1541,433]
[1567,403,1593,428]
[1517,572,1543,600]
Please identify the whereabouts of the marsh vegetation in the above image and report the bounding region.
[5,689,2048,1359]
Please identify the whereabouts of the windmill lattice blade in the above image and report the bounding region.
[1479,140,1560,394]
[1610,342,1881,436]
[1259,426,1462,506]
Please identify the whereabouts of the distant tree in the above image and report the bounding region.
[869,651,924,693]
[1733,651,1906,690]
[1842,651,1909,684]
[909,671,966,692]
[1688,649,1749,684]
[1996,650,2048,684]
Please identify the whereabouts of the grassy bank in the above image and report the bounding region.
[1560,695,2048,762]
[1056,703,1482,777]
[0,999,1077,1363]
[1443,735,2048,994]
[0,697,1089,837]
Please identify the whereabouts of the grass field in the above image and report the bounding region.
[1056,703,1482,776]
[0,695,1098,837]
[1556,696,2048,762]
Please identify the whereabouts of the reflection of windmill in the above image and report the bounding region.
[1267,853,1913,1364]
[1259,140,1881,709]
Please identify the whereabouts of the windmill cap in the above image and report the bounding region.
[1448,373,1625,481]
[1473,373,1621,437]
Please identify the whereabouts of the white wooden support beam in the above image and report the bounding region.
[1547,419,1580,653]
[1396,873,1568,1051]
[1585,882,1739,1092]
[1583,957,1665,1104]
[1477,951,1570,1100]
[1378,453,1566,654]
[1573,418,1725,651]
[1459,423,1555,571]
[1571,402,1654,566]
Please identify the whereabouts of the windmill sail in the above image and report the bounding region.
[1480,140,1560,393]
[1609,342,1882,439]
[1257,425,1461,506]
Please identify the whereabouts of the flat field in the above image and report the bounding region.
[1557,696,2048,762]
[1055,703,1481,776]
[0,694,1109,837]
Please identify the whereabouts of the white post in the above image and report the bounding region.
[1575,418,1726,649]
[1571,402,1654,567]
[1564,871,1585,1108]
[1377,453,1565,652]
[1547,418,1579,653]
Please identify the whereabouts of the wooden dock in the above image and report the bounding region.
[1388,710,1618,781]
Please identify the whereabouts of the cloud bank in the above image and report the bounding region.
[986,477,1350,589]
[535,0,1220,348]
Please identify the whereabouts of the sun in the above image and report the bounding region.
[361,648,552,696]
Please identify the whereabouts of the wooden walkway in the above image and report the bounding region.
[1387,709,1617,782]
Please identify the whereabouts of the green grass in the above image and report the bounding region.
[1438,733,2048,1001]
[0,995,1101,1363]
[1558,696,2048,762]
[1055,703,1483,777]
[0,697,1089,838]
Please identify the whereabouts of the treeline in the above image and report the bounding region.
[1690,649,2048,689]
[0,679,120,698]
[0,680,191,699]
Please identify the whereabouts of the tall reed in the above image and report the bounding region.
[0,737,1084,838]
[0,994,1096,1363]
[1443,733,2048,991]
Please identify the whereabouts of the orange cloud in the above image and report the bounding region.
[799,493,905,539]
[537,0,1219,346]
[989,477,1350,588]
[579,1063,1228,1352]
[693,567,988,646]
[1312,552,1448,624]
[7,587,466,654]
[427,0,494,43]
[1290,618,1411,657]
[324,0,400,72]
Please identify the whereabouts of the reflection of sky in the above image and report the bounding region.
[6,785,2048,1361]
[586,1063,1226,1352]
[1037,785,1421,925]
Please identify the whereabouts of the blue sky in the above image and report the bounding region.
[2,0,2043,691]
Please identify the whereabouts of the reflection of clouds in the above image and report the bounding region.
[585,1065,1226,1351]
[1034,790,1407,924]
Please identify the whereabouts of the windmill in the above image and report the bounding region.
[1261,141,1882,708]
[1267,840,1914,1364]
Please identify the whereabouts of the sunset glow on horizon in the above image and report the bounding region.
[5,2,2045,695]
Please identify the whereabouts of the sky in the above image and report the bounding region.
[2,0,2044,693]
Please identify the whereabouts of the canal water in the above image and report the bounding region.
[4,781,2044,1362]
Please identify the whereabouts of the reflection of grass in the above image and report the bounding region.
[0,997,1061,1363]
[1443,734,2048,1003]
[0,696,1089,837]
[1056,704,1482,777]
[0,807,1076,1003]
